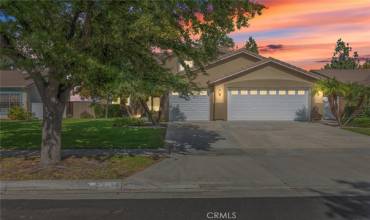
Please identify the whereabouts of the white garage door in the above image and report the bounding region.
[169,91,209,121]
[227,89,309,121]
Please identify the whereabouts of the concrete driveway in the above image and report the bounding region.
[124,121,370,197]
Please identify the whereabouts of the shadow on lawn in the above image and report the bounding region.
[311,180,370,219]
[166,123,225,153]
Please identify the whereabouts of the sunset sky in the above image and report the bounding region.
[230,0,370,70]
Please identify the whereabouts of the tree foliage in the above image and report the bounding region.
[0,0,264,165]
[324,38,360,69]
[245,36,258,54]
[313,78,370,126]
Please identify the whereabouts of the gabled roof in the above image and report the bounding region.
[211,48,266,63]
[0,70,33,88]
[209,58,321,85]
[312,69,370,86]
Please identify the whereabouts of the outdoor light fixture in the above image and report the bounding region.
[218,88,222,96]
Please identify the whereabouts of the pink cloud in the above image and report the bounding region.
[230,0,370,70]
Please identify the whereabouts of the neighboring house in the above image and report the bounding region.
[312,69,370,120]
[0,70,94,119]
[313,69,370,86]
[0,70,42,119]
[165,48,325,121]
[67,93,95,118]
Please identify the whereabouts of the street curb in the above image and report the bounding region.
[0,148,170,158]
[1,180,125,192]
[0,180,205,193]
[3,180,370,200]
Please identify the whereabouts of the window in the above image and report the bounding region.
[179,60,194,71]
[278,90,286,95]
[240,90,248,95]
[288,90,296,95]
[259,90,267,95]
[250,90,258,95]
[171,92,179,96]
[0,92,23,116]
[231,90,239,95]
[297,90,305,95]
[269,90,277,95]
[199,90,208,96]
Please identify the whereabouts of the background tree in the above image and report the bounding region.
[245,36,259,54]
[1,0,264,165]
[324,38,360,69]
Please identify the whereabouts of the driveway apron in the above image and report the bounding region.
[123,121,370,196]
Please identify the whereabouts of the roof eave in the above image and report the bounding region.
[209,59,321,85]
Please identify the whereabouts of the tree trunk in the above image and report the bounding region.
[158,92,169,122]
[40,104,65,166]
[119,95,132,117]
[105,94,109,119]
[139,98,156,125]
[26,71,71,166]
[328,95,342,126]
[151,97,154,112]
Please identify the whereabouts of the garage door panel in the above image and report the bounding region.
[228,89,309,121]
[169,95,209,121]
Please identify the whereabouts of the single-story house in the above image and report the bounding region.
[0,70,162,119]
[0,70,90,119]
[313,69,370,86]
[165,48,355,121]
[0,70,43,119]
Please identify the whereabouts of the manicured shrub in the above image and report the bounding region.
[92,104,104,118]
[364,107,370,117]
[349,117,370,128]
[8,106,32,120]
[112,117,145,127]
[108,104,122,118]
[93,104,122,118]
[80,111,94,119]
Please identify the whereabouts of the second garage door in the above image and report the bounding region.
[169,91,210,121]
[227,88,309,121]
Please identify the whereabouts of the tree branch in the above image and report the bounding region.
[66,11,81,40]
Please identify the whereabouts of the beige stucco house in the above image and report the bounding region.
[166,48,326,121]
[0,70,89,119]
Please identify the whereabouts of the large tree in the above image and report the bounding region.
[1,0,264,165]
[324,38,360,69]
[245,36,258,54]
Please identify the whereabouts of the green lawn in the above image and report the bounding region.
[344,127,370,136]
[0,119,166,150]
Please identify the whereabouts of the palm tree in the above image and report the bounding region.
[313,78,345,125]
[313,79,370,126]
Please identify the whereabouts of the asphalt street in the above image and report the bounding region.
[2,196,370,220]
